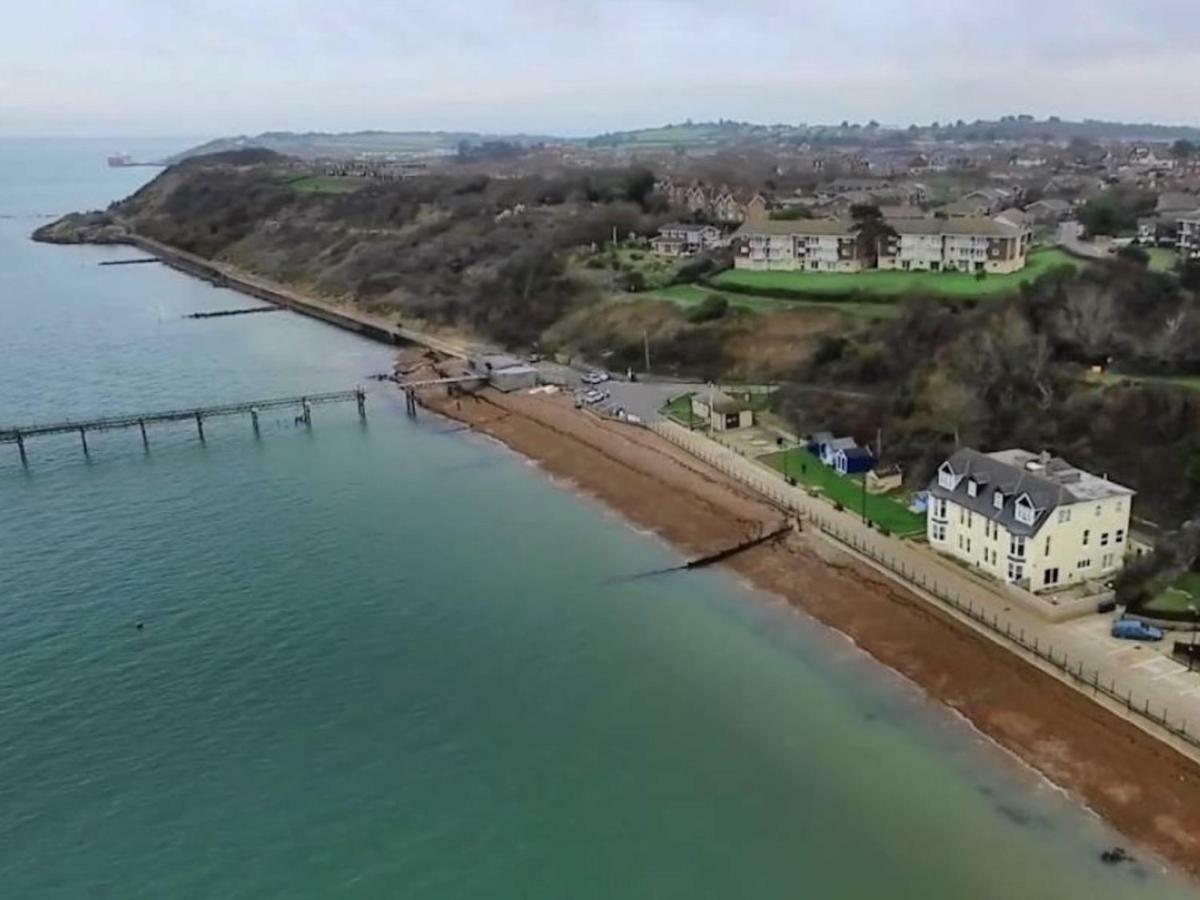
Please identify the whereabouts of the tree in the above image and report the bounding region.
[687,294,729,323]
[1172,140,1197,160]
[849,204,897,267]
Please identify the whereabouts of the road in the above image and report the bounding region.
[1057,220,1114,260]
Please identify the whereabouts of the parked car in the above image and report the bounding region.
[583,390,608,405]
[1111,619,1164,642]
[582,371,610,385]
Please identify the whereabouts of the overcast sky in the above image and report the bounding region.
[2,0,1197,138]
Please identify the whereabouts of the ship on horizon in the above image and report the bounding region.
[107,153,164,168]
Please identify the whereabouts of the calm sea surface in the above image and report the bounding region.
[0,139,1193,899]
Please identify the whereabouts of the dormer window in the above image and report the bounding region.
[1014,494,1036,526]
[967,479,978,498]
[937,463,956,491]
[993,490,1004,510]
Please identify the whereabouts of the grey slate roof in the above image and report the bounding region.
[927,447,1134,537]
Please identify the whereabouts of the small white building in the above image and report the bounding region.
[691,391,754,432]
[927,448,1134,594]
[651,223,724,257]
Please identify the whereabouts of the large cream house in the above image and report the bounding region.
[927,448,1134,594]
[734,214,1032,275]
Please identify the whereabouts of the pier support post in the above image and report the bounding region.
[250,407,260,434]
[195,412,205,442]
[405,387,417,418]
[302,400,312,427]
[138,418,148,450]
[79,427,89,455]
[16,431,27,466]
[356,389,366,419]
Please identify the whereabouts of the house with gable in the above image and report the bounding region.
[927,448,1134,594]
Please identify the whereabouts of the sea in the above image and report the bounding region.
[0,138,1194,899]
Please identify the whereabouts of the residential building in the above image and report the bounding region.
[1180,213,1200,260]
[877,216,1031,274]
[1024,198,1072,225]
[651,223,723,257]
[734,214,1032,275]
[926,448,1134,594]
[819,436,858,466]
[733,218,865,273]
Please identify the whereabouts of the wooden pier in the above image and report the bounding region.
[1,389,366,464]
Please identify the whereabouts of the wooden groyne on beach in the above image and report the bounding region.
[185,306,281,320]
[98,257,160,266]
[685,524,793,570]
[1,389,366,464]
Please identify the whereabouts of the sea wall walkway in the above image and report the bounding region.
[125,234,477,360]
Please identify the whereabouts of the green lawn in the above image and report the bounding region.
[662,393,705,428]
[760,448,926,535]
[1146,248,1180,274]
[1146,574,1200,616]
[648,283,900,320]
[1091,371,1200,393]
[287,175,371,194]
[709,249,1078,299]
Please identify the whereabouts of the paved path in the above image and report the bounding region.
[1057,221,1114,260]
[651,420,1200,761]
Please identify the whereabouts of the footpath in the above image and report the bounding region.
[126,234,480,360]
[649,420,1200,764]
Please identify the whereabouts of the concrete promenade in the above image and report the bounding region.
[126,234,480,360]
[650,420,1200,763]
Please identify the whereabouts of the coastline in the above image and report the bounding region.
[38,221,1200,880]
[419,386,1200,880]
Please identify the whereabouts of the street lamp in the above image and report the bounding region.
[1189,604,1199,672]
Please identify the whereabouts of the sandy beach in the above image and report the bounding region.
[419,383,1200,881]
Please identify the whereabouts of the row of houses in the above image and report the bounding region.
[734,213,1033,275]
[653,178,764,223]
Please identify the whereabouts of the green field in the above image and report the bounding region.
[648,283,900,320]
[287,175,371,194]
[760,448,926,535]
[1146,573,1200,617]
[662,393,705,428]
[1146,248,1180,274]
[1091,371,1200,393]
[709,249,1077,299]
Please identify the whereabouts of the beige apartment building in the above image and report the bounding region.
[927,448,1134,595]
[878,217,1032,274]
[733,215,1032,274]
[734,218,865,272]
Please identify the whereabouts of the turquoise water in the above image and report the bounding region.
[0,139,1194,899]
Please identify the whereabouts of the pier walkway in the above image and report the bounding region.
[2,389,366,462]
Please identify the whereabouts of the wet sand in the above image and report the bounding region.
[422,385,1200,881]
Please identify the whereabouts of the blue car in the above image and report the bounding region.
[1111,619,1165,642]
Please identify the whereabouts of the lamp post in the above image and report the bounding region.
[1190,604,1199,672]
